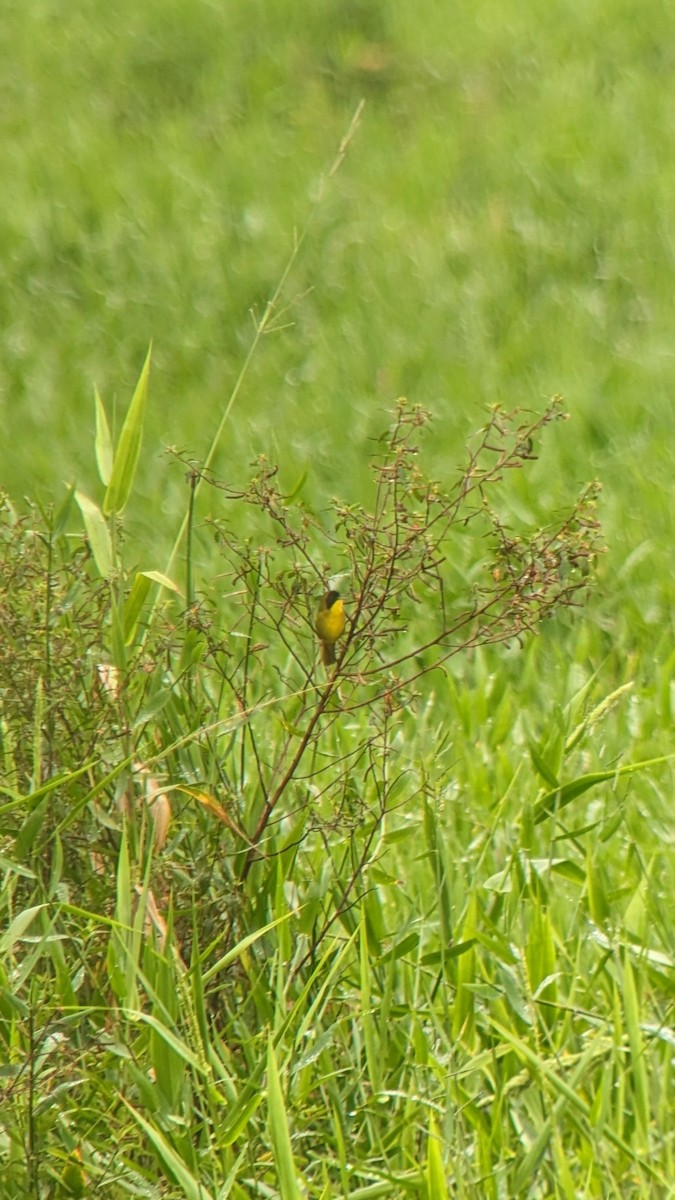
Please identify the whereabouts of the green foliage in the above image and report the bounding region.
[0,1,674,1196]
[103,344,152,518]
[0,380,672,1196]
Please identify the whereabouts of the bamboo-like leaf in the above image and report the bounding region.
[115,825,132,935]
[551,1129,578,1200]
[0,905,45,954]
[94,385,113,486]
[31,676,44,793]
[266,1038,302,1200]
[623,877,648,941]
[15,796,49,861]
[490,1015,659,1183]
[176,786,254,845]
[426,1116,449,1200]
[513,1113,555,1192]
[200,912,295,983]
[526,905,557,1006]
[140,569,183,594]
[550,858,586,885]
[113,567,183,651]
[53,483,77,537]
[0,760,95,813]
[104,344,152,516]
[533,754,675,823]
[274,859,292,966]
[123,572,151,645]
[587,846,610,925]
[529,743,560,789]
[282,468,308,504]
[75,489,114,578]
[360,909,380,1093]
[110,591,127,670]
[621,953,650,1149]
[220,1091,264,1148]
[451,893,478,1039]
[122,1098,215,1200]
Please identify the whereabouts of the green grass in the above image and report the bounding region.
[0,0,674,1197]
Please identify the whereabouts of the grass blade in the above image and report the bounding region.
[266,1036,302,1200]
[122,1098,215,1200]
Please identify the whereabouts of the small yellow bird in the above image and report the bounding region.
[314,589,346,666]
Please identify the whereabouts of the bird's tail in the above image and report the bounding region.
[320,640,336,666]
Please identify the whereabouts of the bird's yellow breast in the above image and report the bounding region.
[315,592,346,644]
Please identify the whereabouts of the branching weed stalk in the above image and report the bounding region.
[176,396,601,957]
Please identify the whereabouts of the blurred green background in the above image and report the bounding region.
[1,0,673,650]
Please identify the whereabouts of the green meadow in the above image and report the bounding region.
[1,1,673,1197]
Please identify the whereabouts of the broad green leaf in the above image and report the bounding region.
[104,344,152,516]
[75,490,114,578]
